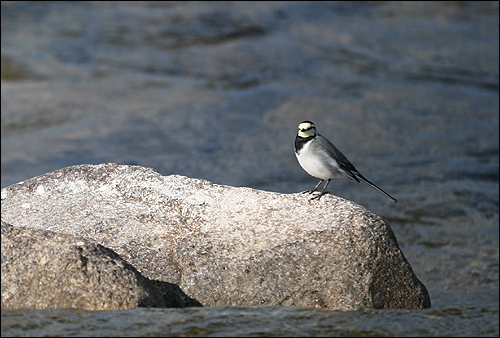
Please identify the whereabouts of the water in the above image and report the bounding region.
[2,305,498,337]
[1,1,498,336]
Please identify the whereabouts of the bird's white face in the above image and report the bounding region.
[297,121,316,138]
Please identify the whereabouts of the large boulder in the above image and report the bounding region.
[1,163,430,310]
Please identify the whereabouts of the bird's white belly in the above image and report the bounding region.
[296,142,344,180]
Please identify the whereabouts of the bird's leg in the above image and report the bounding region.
[301,180,323,194]
[310,179,331,200]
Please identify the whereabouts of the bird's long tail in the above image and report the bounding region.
[356,173,398,203]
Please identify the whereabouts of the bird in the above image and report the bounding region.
[294,120,398,203]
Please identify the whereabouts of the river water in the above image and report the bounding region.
[1,2,498,336]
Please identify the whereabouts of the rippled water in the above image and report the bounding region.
[1,1,498,336]
[2,305,498,337]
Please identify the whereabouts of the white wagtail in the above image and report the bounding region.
[295,121,398,203]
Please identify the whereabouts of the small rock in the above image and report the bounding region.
[1,221,200,310]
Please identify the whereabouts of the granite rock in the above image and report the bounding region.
[1,221,200,310]
[1,163,430,310]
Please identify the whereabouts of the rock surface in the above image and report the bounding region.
[1,163,430,310]
[1,221,200,310]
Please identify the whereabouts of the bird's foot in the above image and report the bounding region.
[309,191,330,200]
[301,189,318,194]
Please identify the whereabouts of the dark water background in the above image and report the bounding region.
[1,2,498,336]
